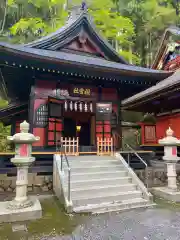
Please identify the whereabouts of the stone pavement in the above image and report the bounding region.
[46,208,180,240]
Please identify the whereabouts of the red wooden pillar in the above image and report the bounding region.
[139,122,145,145]
[96,121,103,139]
[15,121,21,133]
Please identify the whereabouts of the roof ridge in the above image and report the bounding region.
[24,8,86,47]
[21,7,128,64]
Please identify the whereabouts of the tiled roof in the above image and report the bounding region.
[0,102,28,119]
[122,70,180,107]
[0,42,172,78]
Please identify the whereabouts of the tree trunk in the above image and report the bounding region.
[140,37,147,67]
[0,0,7,34]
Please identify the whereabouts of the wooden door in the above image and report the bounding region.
[96,120,111,139]
[46,97,63,146]
[96,103,112,139]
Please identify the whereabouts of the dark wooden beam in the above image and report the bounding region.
[29,86,35,133]
[117,88,122,149]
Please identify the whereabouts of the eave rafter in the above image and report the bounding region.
[1,60,155,86]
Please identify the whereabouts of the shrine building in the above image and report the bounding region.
[122,27,180,151]
[0,6,172,154]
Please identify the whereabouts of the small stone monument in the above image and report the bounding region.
[0,121,42,223]
[152,127,180,202]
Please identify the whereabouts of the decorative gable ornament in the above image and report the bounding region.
[74,102,78,111]
[64,101,68,111]
[56,89,69,97]
[70,101,73,111]
[79,32,87,45]
[79,102,83,112]
[90,102,93,112]
[84,103,88,112]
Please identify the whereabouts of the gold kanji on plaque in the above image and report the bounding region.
[84,89,91,95]
[73,88,79,94]
[79,88,84,95]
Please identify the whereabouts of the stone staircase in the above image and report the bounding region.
[54,154,154,214]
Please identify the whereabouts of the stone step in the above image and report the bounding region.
[95,201,156,215]
[67,170,128,181]
[67,161,122,168]
[64,177,132,188]
[72,190,142,206]
[67,156,116,161]
[57,154,153,214]
[70,184,137,198]
[73,198,155,214]
[63,158,119,163]
[67,165,125,173]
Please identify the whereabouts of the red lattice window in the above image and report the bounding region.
[34,104,48,127]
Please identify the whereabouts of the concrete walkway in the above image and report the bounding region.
[47,208,180,240]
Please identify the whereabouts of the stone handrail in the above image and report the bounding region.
[53,154,72,212]
[115,152,153,201]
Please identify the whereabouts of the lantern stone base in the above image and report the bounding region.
[0,196,42,223]
[152,187,180,202]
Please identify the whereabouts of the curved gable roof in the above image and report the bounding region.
[25,7,128,64]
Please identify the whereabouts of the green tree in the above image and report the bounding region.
[163,0,180,19]
[0,122,11,152]
[2,0,68,43]
[0,0,138,62]
[1,0,179,64]
[116,0,178,66]
[0,100,10,152]
[88,0,137,63]
[121,110,143,123]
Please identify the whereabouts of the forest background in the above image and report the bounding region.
[0,0,179,150]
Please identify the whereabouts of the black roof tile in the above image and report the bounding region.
[0,102,28,119]
[0,42,172,78]
[122,71,180,108]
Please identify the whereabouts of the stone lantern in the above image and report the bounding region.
[7,120,40,209]
[152,127,180,202]
[0,121,42,223]
[159,127,180,191]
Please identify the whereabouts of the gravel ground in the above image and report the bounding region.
[46,208,180,240]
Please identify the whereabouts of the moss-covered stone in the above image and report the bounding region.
[154,196,180,210]
[0,196,85,239]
